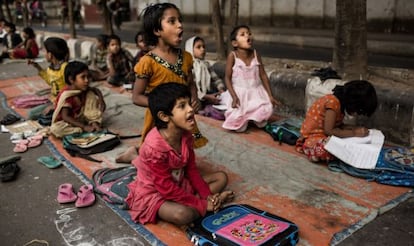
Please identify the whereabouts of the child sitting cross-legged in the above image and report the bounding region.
[50,61,106,138]
[296,80,378,163]
[106,34,135,87]
[126,82,234,226]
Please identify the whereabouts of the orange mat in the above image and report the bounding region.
[2,76,412,246]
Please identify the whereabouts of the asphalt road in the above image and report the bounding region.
[30,22,414,70]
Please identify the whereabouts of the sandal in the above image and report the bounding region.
[13,140,29,153]
[27,138,42,148]
[37,156,62,169]
[57,183,77,204]
[0,113,20,125]
[0,160,20,182]
[75,184,95,208]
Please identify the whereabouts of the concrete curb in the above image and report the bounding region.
[212,61,414,147]
[123,21,414,57]
[36,31,414,147]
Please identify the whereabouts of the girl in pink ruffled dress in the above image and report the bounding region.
[222,25,279,132]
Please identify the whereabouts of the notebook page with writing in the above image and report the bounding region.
[324,129,384,169]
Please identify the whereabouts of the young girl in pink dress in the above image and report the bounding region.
[222,25,279,132]
[126,83,234,225]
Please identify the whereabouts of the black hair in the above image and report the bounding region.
[43,37,69,61]
[333,80,378,117]
[96,34,109,47]
[107,34,121,47]
[23,27,35,39]
[193,36,204,46]
[4,21,16,32]
[64,61,89,85]
[148,82,191,129]
[141,3,181,46]
[134,30,145,44]
[230,25,250,42]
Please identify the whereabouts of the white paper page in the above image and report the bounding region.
[324,129,384,169]
[341,129,384,145]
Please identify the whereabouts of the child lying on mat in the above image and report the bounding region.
[296,80,378,163]
[126,82,234,226]
[50,61,106,138]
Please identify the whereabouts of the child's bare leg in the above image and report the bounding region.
[158,201,199,226]
[115,146,138,163]
[203,171,228,194]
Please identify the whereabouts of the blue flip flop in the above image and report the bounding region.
[37,156,62,169]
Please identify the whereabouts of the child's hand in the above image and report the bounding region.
[231,97,240,108]
[83,123,101,132]
[204,94,221,105]
[270,96,281,106]
[83,125,95,132]
[191,98,201,112]
[207,194,221,212]
[353,127,369,137]
[27,59,36,66]
[27,59,41,70]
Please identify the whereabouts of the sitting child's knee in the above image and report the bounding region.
[171,206,199,225]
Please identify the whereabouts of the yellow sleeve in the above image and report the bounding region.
[134,55,153,79]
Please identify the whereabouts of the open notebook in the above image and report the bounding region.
[324,129,384,169]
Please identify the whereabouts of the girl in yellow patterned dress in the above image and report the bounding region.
[132,2,207,148]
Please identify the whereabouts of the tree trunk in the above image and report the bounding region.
[227,0,239,54]
[101,0,113,35]
[22,0,29,27]
[211,0,226,60]
[5,0,12,21]
[68,0,76,38]
[332,0,367,80]
[0,0,5,19]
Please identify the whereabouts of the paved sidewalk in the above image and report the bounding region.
[1,55,414,246]
[1,19,414,245]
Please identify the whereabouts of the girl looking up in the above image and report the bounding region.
[126,83,234,225]
[222,25,280,132]
[132,2,207,148]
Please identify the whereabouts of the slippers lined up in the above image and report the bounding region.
[57,183,95,208]
[13,134,43,153]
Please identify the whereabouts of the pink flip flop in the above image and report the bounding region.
[75,184,95,208]
[57,183,77,204]
[27,138,42,148]
[13,142,28,153]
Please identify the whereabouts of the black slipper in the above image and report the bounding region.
[0,113,20,125]
[0,162,20,182]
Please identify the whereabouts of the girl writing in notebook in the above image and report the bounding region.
[296,80,378,162]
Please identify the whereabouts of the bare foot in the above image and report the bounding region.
[219,190,235,204]
[115,146,138,163]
